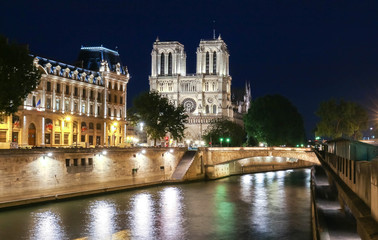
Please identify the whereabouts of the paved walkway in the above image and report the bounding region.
[313,165,361,240]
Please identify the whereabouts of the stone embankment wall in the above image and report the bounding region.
[0,147,319,208]
[0,148,186,208]
[322,153,378,239]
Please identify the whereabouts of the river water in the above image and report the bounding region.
[0,168,312,240]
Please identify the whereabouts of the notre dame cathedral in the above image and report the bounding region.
[149,35,250,144]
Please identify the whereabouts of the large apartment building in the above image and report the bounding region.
[0,46,130,148]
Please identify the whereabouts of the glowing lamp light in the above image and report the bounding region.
[141,149,146,154]
[65,116,71,121]
[169,149,174,153]
[113,122,118,126]
[47,152,53,157]
[226,138,230,143]
[102,150,107,155]
[220,138,224,142]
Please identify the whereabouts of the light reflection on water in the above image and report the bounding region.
[30,210,66,240]
[0,168,312,240]
[87,200,116,239]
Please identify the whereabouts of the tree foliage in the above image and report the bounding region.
[244,94,306,146]
[315,99,368,140]
[127,91,188,145]
[203,119,245,146]
[0,36,41,115]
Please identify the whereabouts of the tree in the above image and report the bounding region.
[127,91,188,145]
[203,119,246,146]
[315,99,368,140]
[244,94,306,146]
[0,36,41,115]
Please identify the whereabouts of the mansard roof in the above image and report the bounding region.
[76,46,127,75]
[33,56,104,86]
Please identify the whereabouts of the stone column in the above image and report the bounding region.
[41,117,45,146]
[371,159,378,222]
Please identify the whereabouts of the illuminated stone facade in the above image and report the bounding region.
[149,36,234,143]
[0,46,130,149]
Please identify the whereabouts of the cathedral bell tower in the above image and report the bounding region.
[196,35,229,76]
[151,38,186,77]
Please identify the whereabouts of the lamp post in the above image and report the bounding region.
[220,138,224,147]
[226,138,230,147]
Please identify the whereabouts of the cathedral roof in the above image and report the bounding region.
[76,46,127,75]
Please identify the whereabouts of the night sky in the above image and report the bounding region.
[1,0,378,138]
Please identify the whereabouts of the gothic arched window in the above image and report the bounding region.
[213,105,217,114]
[168,52,172,76]
[160,53,165,75]
[205,82,209,91]
[206,105,210,114]
[213,51,217,74]
[205,52,209,74]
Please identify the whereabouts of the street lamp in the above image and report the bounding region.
[226,138,230,147]
[220,138,224,147]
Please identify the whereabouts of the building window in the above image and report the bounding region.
[46,98,51,109]
[96,123,101,130]
[89,122,94,130]
[108,108,111,116]
[74,102,78,112]
[81,135,85,142]
[64,133,69,145]
[90,105,93,115]
[213,51,217,74]
[82,103,86,114]
[45,133,51,144]
[90,90,94,100]
[120,109,122,117]
[206,105,210,114]
[54,133,61,144]
[114,95,117,103]
[0,131,6,142]
[81,158,86,166]
[73,159,78,166]
[65,85,69,95]
[160,53,165,75]
[89,135,93,145]
[168,52,172,75]
[168,83,173,92]
[205,51,209,74]
[120,97,123,104]
[97,92,101,102]
[74,87,78,97]
[47,81,51,91]
[32,96,36,107]
[56,99,60,111]
[97,106,100,116]
[120,85,123,91]
[65,100,70,112]
[213,105,217,114]
[212,82,216,91]
[205,82,209,91]
[56,83,61,93]
[88,158,93,165]
[82,89,86,98]
[65,159,70,167]
[159,82,164,92]
[108,94,111,102]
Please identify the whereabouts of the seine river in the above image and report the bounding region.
[0,169,312,240]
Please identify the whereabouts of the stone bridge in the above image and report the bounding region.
[199,147,320,165]
[176,147,321,180]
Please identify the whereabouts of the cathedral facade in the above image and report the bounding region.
[149,36,234,144]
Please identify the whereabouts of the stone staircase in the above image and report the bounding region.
[171,151,197,180]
